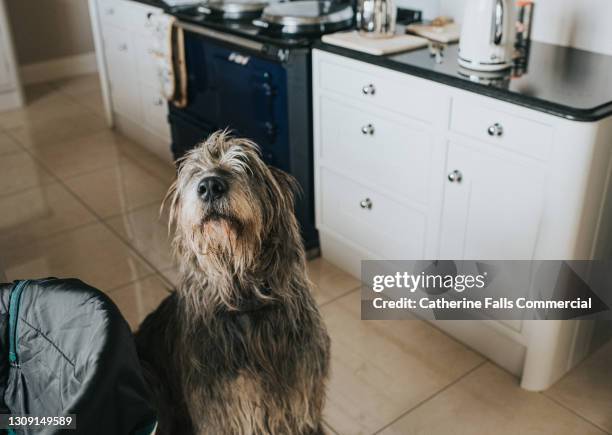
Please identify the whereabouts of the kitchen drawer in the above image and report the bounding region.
[319,95,433,205]
[319,168,426,259]
[439,141,546,260]
[317,55,440,123]
[141,84,170,139]
[450,98,554,161]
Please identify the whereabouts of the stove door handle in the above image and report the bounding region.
[176,21,266,54]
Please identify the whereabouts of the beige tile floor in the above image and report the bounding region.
[0,74,610,435]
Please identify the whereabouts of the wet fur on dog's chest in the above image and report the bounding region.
[186,304,302,380]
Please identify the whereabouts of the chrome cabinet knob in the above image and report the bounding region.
[106,7,115,15]
[448,170,463,183]
[361,124,375,135]
[118,43,128,52]
[360,198,373,210]
[154,98,164,106]
[362,84,376,95]
[487,123,504,137]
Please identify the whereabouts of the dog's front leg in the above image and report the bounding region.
[135,294,195,435]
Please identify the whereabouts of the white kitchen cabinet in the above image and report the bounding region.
[89,0,172,162]
[313,49,612,391]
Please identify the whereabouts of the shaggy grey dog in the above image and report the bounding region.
[135,131,331,435]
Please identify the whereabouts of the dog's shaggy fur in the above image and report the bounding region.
[135,132,331,435]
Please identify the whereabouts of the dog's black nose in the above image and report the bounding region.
[198,176,228,202]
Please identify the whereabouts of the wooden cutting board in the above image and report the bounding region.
[322,31,429,56]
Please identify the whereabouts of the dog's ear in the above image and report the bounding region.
[268,166,301,206]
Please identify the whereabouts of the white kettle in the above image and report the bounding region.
[458,0,516,71]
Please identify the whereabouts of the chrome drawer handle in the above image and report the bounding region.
[362,84,376,95]
[360,198,373,210]
[361,124,375,135]
[488,123,504,137]
[448,170,463,183]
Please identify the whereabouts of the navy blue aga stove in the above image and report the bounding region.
[167,2,354,251]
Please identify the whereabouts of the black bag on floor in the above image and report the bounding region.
[0,278,157,435]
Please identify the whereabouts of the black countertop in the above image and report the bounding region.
[314,40,612,122]
[126,0,612,121]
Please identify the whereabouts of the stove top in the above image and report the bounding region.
[169,2,354,48]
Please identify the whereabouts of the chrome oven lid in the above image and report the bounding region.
[199,0,270,19]
[254,1,354,34]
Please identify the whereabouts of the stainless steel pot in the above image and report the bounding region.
[356,0,397,38]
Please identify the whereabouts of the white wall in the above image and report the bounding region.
[6,0,94,65]
[0,0,23,110]
[396,0,440,19]
[521,0,612,55]
[397,0,612,55]
[5,0,97,84]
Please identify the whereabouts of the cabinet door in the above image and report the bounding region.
[439,141,546,260]
[103,27,142,121]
